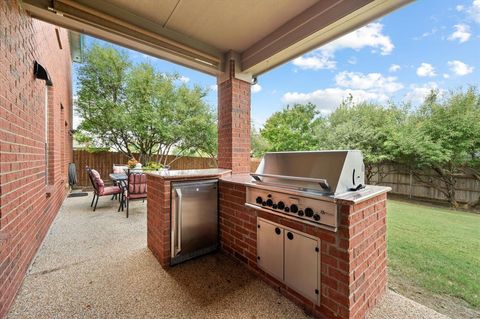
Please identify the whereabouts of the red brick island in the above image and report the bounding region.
[147,170,390,319]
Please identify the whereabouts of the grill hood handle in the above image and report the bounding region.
[348,184,365,192]
[250,173,331,191]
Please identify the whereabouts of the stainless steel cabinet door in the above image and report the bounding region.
[284,230,320,304]
[257,219,284,281]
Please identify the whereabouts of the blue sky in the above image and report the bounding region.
[74,0,480,128]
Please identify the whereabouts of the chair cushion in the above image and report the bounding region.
[90,169,105,194]
[102,185,122,196]
[128,173,147,195]
[113,165,128,174]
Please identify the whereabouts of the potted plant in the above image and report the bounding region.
[144,161,161,170]
[127,158,139,169]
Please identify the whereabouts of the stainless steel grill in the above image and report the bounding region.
[245,150,365,231]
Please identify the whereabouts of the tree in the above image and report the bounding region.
[318,99,407,183]
[387,89,480,207]
[261,103,323,152]
[251,124,269,158]
[75,44,217,164]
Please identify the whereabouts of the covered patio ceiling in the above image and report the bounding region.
[22,0,412,77]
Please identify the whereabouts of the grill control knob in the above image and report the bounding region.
[267,194,272,198]
[298,210,304,217]
[313,214,321,221]
[305,208,314,217]
[256,197,263,204]
[272,204,278,209]
[262,201,267,206]
[284,207,290,212]
[277,201,285,210]
[290,204,298,213]
[266,199,273,207]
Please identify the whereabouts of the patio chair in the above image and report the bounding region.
[86,166,122,211]
[111,164,128,200]
[119,169,147,218]
[112,164,128,174]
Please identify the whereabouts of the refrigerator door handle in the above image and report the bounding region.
[171,188,183,257]
[176,188,183,255]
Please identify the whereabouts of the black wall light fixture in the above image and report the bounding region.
[33,61,53,86]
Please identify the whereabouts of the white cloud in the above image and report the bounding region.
[282,88,388,113]
[443,73,450,79]
[252,84,262,93]
[414,28,438,40]
[404,82,441,104]
[292,55,336,70]
[178,75,190,83]
[292,22,393,70]
[251,113,268,128]
[347,57,357,65]
[470,0,480,23]
[460,1,480,23]
[322,22,394,55]
[389,64,401,72]
[448,24,471,43]
[209,84,218,92]
[447,60,474,75]
[282,70,404,112]
[335,71,403,93]
[416,63,436,77]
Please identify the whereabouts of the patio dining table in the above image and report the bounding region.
[109,173,127,184]
[110,173,127,211]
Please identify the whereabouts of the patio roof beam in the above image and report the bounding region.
[241,0,413,76]
[21,0,223,75]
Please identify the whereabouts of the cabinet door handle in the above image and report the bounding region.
[287,232,294,240]
[275,227,281,235]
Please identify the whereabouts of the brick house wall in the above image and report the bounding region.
[0,1,73,317]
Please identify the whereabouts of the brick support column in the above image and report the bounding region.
[217,60,251,173]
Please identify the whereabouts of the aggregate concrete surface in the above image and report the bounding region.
[7,193,449,319]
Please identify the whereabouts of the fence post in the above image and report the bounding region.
[409,170,413,199]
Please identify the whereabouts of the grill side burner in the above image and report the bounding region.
[246,150,366,231]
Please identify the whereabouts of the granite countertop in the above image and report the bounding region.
[219,173,255,185]
[145,168,232,180]
[334,185,392,204]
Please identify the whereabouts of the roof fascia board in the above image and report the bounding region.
[22,0,222,75]
[242,0,413,76]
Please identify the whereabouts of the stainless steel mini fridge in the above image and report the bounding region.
[170,179,218,265]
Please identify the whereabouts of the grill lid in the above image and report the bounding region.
[251,150,365,195]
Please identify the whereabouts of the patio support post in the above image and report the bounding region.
[217,51,252,174]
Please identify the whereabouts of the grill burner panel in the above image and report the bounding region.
[246,187,337,230]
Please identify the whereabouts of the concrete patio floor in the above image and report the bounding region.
[7,193,449,319]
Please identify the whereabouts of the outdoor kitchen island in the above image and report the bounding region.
[146,154,391,319]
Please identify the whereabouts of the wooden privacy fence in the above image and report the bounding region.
[73,150,217,187]
[73,151,479,205]
[369,163,480,205]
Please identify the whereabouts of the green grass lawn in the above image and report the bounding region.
[387,200,480,309]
